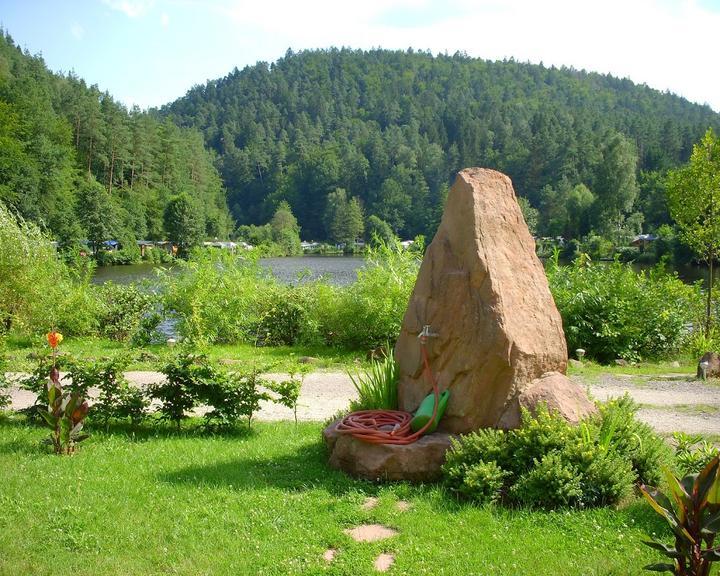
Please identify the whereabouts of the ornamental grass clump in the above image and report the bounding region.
[348,348,399,411]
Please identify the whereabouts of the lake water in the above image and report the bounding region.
[92,255,366,286]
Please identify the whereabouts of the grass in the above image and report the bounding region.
[1,335,364,373]
[567,358,696,383]
[0,415,669,576]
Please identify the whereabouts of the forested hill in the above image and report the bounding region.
[163,48,720,242]
[0,32,232,248]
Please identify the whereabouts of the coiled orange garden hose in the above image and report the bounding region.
[335,335,440,445]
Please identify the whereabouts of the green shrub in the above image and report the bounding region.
[0,354,9,410]
[510,452,583,509]
[443,402,668,510]
[506,406,574,474]
[162,251,272,344]
[267,365,307,424]
[594,395,673,485]
[322,241,420,349]
[457,460,510,504]
[548,257,699,362]
[203,368,270,430]
[67,355,148,426]
[254,284,320,346]
[151,352,216,429]
[96,283,160,343]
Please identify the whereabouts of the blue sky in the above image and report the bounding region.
[2,0,719,111]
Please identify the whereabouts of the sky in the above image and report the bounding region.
[1,0,719,112]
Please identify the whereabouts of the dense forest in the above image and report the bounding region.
[163,48,720,244]
[3,33,720,251]
[0,32,232,254]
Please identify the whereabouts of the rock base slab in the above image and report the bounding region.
[323,421,454,482]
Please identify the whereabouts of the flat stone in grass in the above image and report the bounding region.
[362,497,379,510]
[344,524,398,543]
[322,549,336,563]
[374,553,395,572]
[395,500,411,512]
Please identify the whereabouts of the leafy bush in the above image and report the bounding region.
[253,284,319,346]
[95,283,161,343]
[594,395,673,486]
[510,452,583,509]
[325,241,420,348]
[348,349,399,411]
[67,355,148,426]
[150,352,216,429]
[442,402,669,510]
[548,256,700,362]
[267,365,308,424]
[162,251,277,344]
[0,354,9,410]
[202,368,270,430]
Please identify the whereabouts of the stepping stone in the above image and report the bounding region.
[395,500,411,512]
[362,497,379,510]
[322,548,336,563]
[344,524,398,543]
[374,553,395,572]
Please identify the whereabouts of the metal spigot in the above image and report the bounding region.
[418,325,438,342]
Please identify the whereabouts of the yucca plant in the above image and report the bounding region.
[348,346,399,411]
[640,455,720,575]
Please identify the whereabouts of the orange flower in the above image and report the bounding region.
[47,331,63,349]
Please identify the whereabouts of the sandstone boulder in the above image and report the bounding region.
[323,420,454,482]
[395,168,594,433]
[497,372,597,428]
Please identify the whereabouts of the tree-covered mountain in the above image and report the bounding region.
[163,48,720,243]
[0,32,232,250]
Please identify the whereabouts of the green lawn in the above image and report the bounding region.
[2,335,363,373]
[0,416,669,576]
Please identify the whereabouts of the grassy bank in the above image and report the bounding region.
[0,417,666,576]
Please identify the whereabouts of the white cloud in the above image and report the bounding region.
[102,0,155,18]
[70,23,84,40]
[160,12,170,27]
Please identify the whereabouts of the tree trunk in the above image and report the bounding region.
[108,148,115,194]
[87,136,93,175]
[706,251,714,337]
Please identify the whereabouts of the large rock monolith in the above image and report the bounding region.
[395,168,595,433]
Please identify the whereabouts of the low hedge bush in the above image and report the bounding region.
[442,397,672,509]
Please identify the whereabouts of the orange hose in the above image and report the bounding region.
[336,338,439,445]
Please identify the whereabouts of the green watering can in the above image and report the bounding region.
[410,389,450,434]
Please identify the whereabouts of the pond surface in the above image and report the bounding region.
[92,255,366,286]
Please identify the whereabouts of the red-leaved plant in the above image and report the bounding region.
[640,454,720,575]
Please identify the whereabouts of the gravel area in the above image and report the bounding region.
[5,370,720,435]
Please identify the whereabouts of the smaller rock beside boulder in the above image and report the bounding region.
[497,372,598,429]
[697,352,720,379]
[323,421,454,482]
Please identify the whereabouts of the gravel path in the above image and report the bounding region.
[5,370,720,435]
